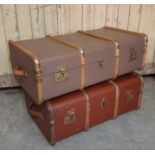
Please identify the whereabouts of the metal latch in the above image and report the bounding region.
[98,58,104,68]
[129,48,137,62]
[53,65,68,83]
[64,109,76,125]
[100,98,107,109]
[126,90,135,102]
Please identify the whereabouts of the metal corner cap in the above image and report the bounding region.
[34,58,40,66]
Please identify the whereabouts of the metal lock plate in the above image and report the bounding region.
[129,48,137,62]
[98,59,104,68]
[64,109,76,125]
[101,98,107,110]
[53,65,68,83]
[126,90,135,102]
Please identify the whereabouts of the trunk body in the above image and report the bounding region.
[9,27,147,105]
[25,73,143,144]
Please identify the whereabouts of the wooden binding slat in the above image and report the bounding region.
[132,72,144,109]
[47,101,55,145]
[108,80,120,119]
[82,90,90,131]
[104,26,147,36]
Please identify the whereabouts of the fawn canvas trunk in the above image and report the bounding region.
[9,27,147,104]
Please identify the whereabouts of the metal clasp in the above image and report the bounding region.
[126,90,135,102]
[53,65,68,83]
[98,59,104,68]
[64,109,76,125]
[101,98,107,109]
[129,48,137,62]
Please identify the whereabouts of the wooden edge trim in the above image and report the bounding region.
[141,35,148,70]
[78,30,117,43]
[34,59,43,105]
[132,73,144,109]
[36,78,43,105]
[114,47,120,79]
[78,31,120,79]
[9,40,37,60]
[47,35,85,89]
[108,80,120,119]
[104,26,147,36]
[81,90,90,131]
[46,101,55,145]
[9,40,43,105]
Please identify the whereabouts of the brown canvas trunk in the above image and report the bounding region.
[25,73,143,144]
[9,26,147,105]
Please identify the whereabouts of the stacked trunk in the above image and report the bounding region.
[9,26,147,144]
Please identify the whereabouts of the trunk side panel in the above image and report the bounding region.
[25,94,52,143]
[115,74,142,115]
[118,42,144,76]
[9,43,39,103]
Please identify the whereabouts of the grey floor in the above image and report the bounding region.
[0,76,155,150]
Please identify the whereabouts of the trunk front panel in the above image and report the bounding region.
[85,58,115,86]
[42,67,81,100]
[86,82,116,127]
[51,91,86,142]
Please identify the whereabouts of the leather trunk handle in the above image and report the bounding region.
[13,67,28,77]
[27,102,44,120]
[29,109,44,120]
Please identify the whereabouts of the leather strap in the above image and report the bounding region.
[82,90,90,131]
[78,31,120,79]
[47,35,85,90]
[26,100,44,120]
[109,80,120,118]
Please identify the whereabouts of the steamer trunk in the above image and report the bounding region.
[24,73,143,144]
[9,27,147,105]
